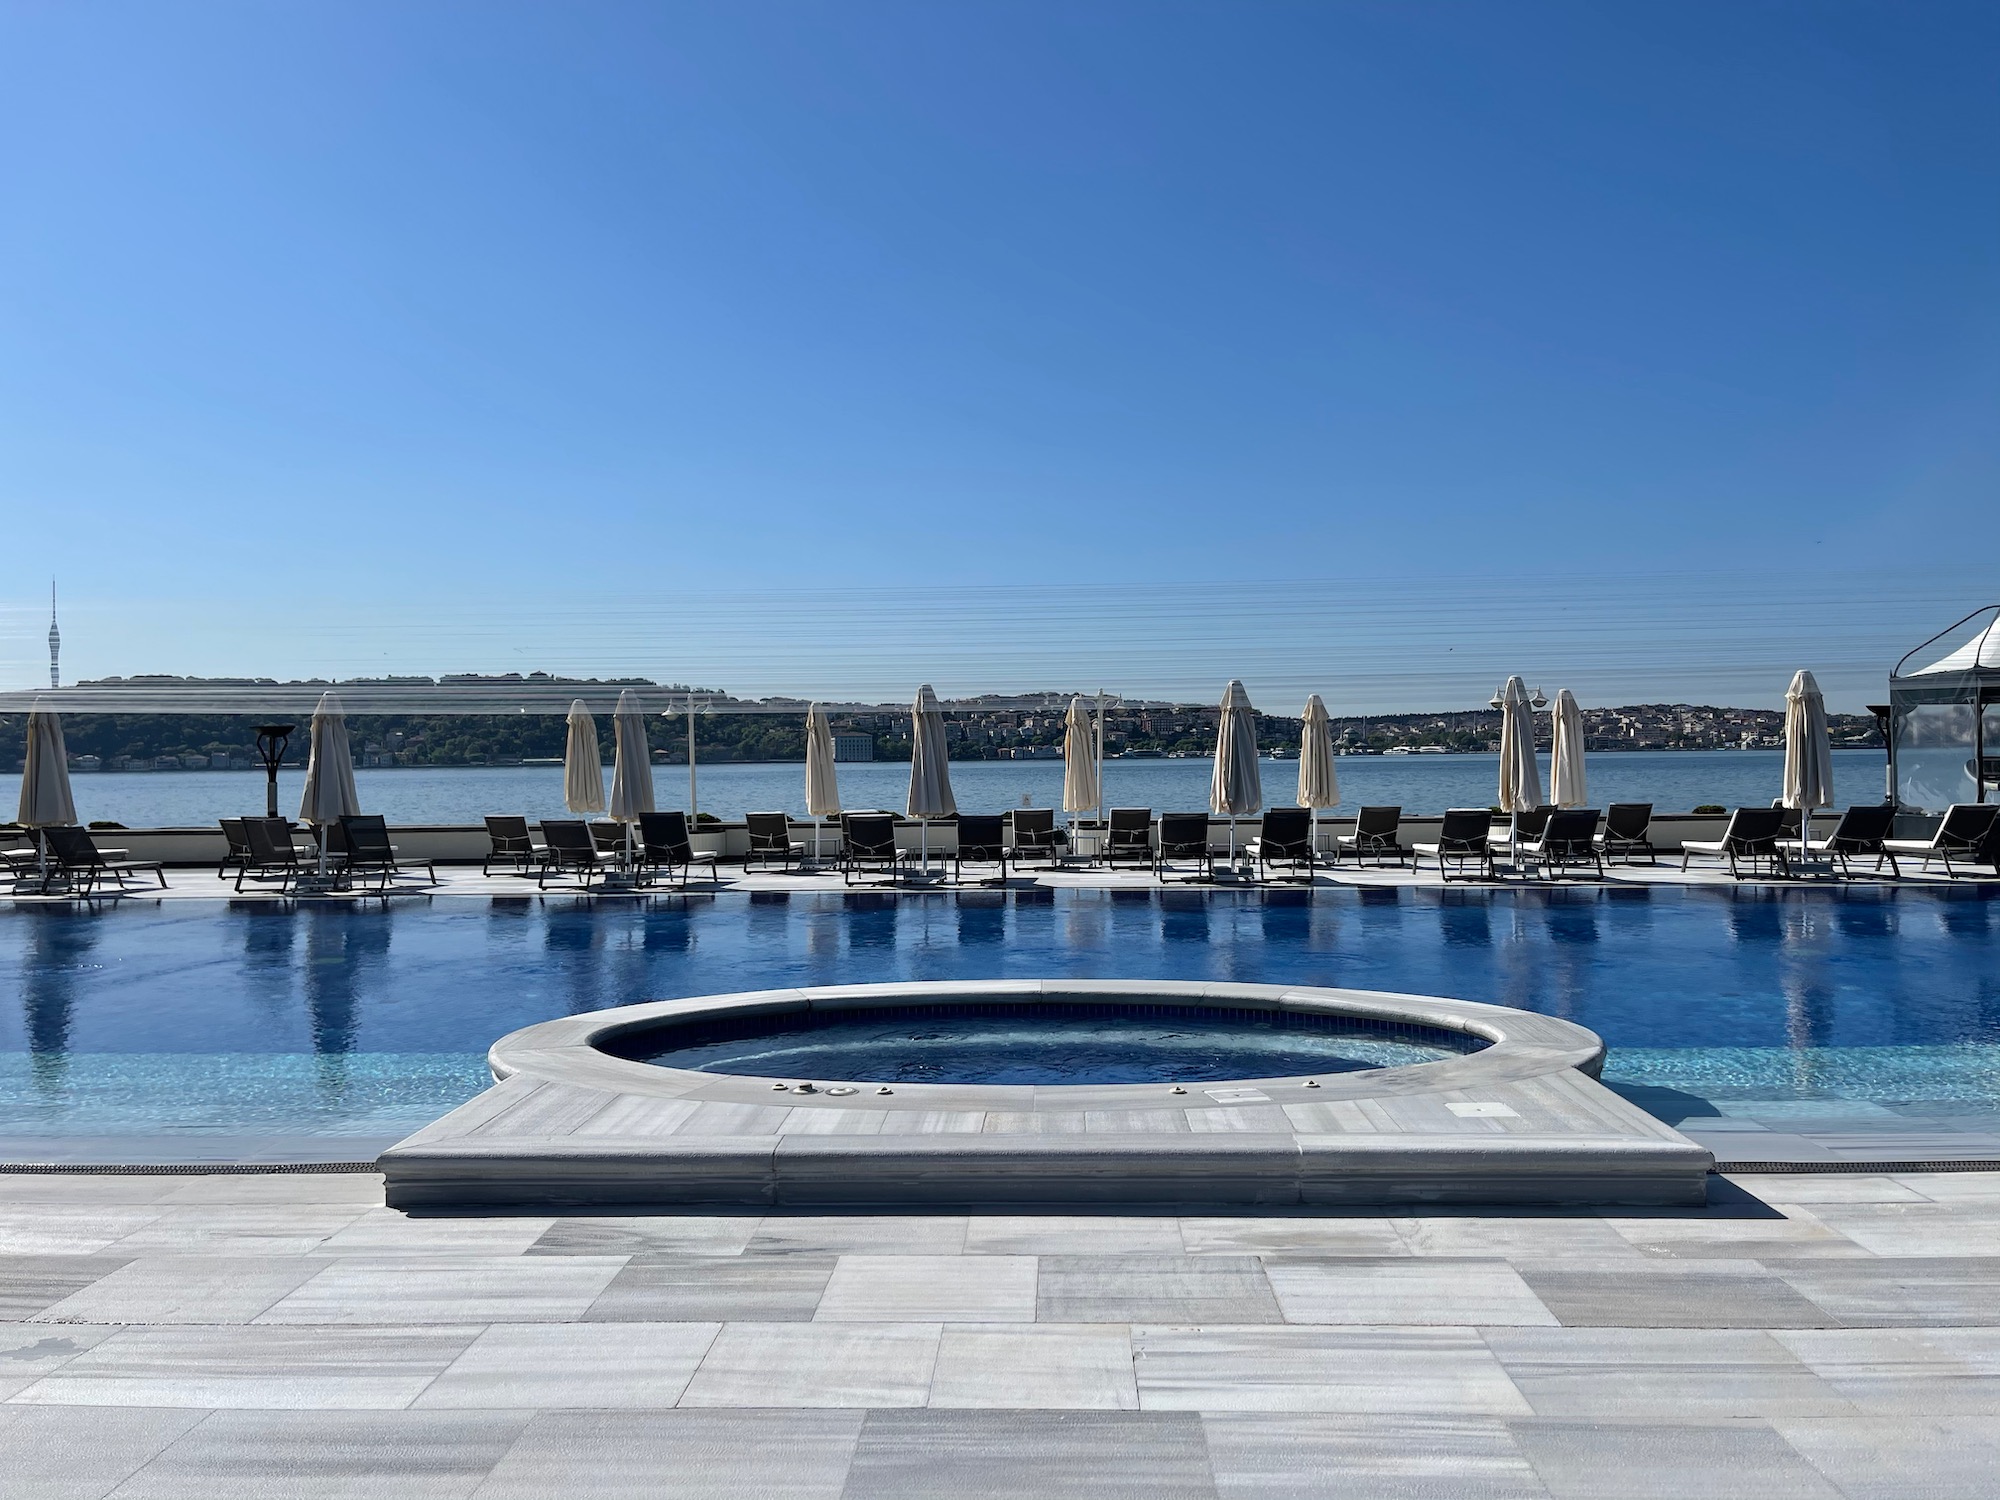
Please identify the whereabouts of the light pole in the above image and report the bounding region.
[253,724,294,819]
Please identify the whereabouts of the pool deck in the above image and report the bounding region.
[2,1167,1998,1498]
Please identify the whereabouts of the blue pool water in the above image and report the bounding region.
[0,885,1995,1138]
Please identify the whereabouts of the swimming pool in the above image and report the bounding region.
[1,885,1995,1139]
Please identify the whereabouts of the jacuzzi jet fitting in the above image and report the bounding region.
[1169,1085,1186,1095]
[877,1086,894,1095]
[795,1083,818,1094]
[1305,1080,1320,1088]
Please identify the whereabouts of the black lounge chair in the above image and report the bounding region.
[1597,803,1656,865]
[217,818,253,881]
[1336,806,1404,866]
[1771,800,1808,844]
[953,813,1008,884]
[745,812,805,873]
[1493,806,1554,869]
[537,819,606,890]
[483,815,542,877]
[235,817,311,893]
[1154,812,1215,882]
[1681,806,1791,879]
[1413,808,1496,882]
[38,824,166,895]
[1883,803,2000,880]
[338,814,436,893]
[1102,808,1153,868]
[637,811,721,890]
[1009,808,1063,869]
[1785,804,1899,878]
[590,821,629,858]
[840,812,902,886]
[1519,808,1604,880]
[1248,807,1315,882]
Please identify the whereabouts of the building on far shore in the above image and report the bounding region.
[833,733,875,762]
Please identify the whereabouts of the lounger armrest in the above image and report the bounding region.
[1679,839,1727,855]
[1879,840,1932,855]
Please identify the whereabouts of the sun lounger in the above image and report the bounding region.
[1491,805,1554,866]
[1413,808,1496,882]
[1782,804,1900,877]
[1883,803,2000,879]
[953,814,1009,884]
[637,811,721,890]
[1336,806,1404,866]
[37,824,167,895]
[217,818,253,881]
[1102,808,1153,868]
[482,815,543,877]
[1596,803,1656,865]
[1247,807,1315,882]
[537,819,606,890]
[590,821,629,857]
[1009,808,1063,869]
[1519,808,1604,880]
[338,814,436,893]
[840,812,902,886]
[235,817,312,893]
[1681,806,1791,879]
[1154,813,1215,882]
[745,811,805,873]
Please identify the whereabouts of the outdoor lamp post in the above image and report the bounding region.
[253,724,294,818]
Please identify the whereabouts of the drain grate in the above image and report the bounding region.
[1712,1158,2000,1174]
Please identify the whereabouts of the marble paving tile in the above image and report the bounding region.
[34,1255,326,1326]
[415,1321,719,1408]
[102,1205,371,1255]
[1134,1326,1532,1414]
[1177,1218,1408,1258]
[0,1175,186,1205]
[1509,1419,1843,1499]
[10,1324,480,1409]
[0,1322,115,1401]
[746,1215,969,1256]
[1773,1416,2000,1500]
[1201,1412,1551,1499]
[817,1255,1037,1323]
[0,1404,209,1500]
[1484,1327,1857,1419]
[1896,1173,2000,1202]
[0,1253,129,1320]
[962,1216,1183,1255]
[468,1409,864,1499]
[1394,1216,1643,1261]
[1039,1255,1281,1324]
[1803,1204,2000,1257]
[842,1408,1217,1499]
[1513,1259,1837,1328]
[1726,1175,1928,1205]
[1767,1257,2000,1327]
[109,1407,532,1499]
[524,1215,762,1258]
[679,1321,942,1408]
[928,1324,1138,1409]
[0,1205,170,1255]
[311,1210,558,1257]
[256,1255,626,1325]
[1775,1327,2000,1414]
[158,1174,388,1206]
[1265,1259,1558,1327]
[585,1254,835,1322]
[1602,1205,1869,1260]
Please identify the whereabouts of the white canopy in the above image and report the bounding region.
[1783,669,1835,812]
[1210,679,1263,817]
[1496,676,1544,813]
[1904,617,2000,675]
[296,691,361,826]
[906,684,957,819]
[1062,696,1101,814]
[1296,694,1339,810]
[1550,689,1588,809]
[608,689,655,822]
[563,699,606,815]
[17,702,76,827]
[804,702,841,818]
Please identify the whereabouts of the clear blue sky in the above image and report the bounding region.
[4,1,1997,709]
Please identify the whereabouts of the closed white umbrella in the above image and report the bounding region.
[608,689,654,868]
[297,691,361,876]
[804,702,841,862]
[1062,695,1101,823]
[563,700,606,817]
[1783,669,1834,860]
[1297,694,1339,855]
[1211,679,1263,866]
[1496,676,1544,814]
[18,701,76,879]
[1550,689,1588,809]
[906,684,956,875]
